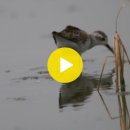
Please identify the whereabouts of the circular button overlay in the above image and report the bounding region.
[47,47,83,83]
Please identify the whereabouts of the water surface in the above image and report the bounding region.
[0,0,130,130]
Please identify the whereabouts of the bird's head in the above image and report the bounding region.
[92,31,113,53]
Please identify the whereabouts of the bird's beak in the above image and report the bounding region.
[105,44,114,54]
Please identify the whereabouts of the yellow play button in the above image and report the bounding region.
[47,48,83,83]
[60,57,73,72]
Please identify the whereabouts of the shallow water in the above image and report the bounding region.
[0,0,130,130]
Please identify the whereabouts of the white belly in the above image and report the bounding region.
[55,35,92,54]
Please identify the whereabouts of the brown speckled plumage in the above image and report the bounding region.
[53,26,88,43]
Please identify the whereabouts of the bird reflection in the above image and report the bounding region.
[59,72,113,109]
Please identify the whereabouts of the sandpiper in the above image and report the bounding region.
[52,25,113,54]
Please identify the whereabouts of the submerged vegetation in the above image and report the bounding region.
[98,2,130,92]
[97,3,130,130]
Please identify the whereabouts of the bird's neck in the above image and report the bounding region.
[89,35,98,48]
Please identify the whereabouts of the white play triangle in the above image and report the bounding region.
[60,57,73,72]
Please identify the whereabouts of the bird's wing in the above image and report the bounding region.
[55,25,88,43]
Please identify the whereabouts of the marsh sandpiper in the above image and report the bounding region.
[52,25,113,54]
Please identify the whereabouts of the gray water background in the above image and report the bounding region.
[0,0,130,130]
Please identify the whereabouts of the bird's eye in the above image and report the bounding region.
[100,37,105,41]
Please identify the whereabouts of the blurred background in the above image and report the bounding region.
[0,0,130,130]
